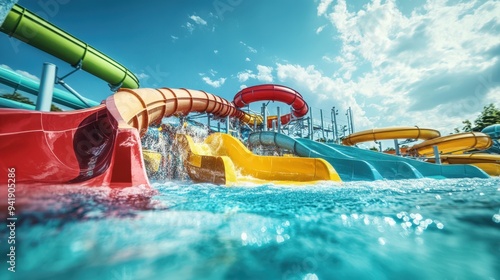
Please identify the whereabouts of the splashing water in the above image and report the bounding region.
[3,177,499,280]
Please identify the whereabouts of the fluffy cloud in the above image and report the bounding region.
[237,70,256,82]
[256,65,273,82]
[237,65,274,83]
[316,24,327,34]
[202,76,226,88]
[190,15,207,25]
[0,64,40,81]
[317,0,333,16]
[280,0,500,133]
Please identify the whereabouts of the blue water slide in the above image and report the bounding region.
[0,66,99,109]
[481,124,500,154]
[248,131,384,181]
[297,138,424,180]
[326,143,490,179]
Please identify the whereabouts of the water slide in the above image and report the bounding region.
[0,66,99,109]
[409,132,492,156]
[233,84,308,127]
[248,131,427,180]
[249,132,489,179]
[342,126,440,146]
[0,4,139,89]
[481,124,500,154]
[325,142,489,179]
[176,133,340,185]
[0,87,261,188]
[0,4,262,187]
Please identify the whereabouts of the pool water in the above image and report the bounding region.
[2,177,500,280]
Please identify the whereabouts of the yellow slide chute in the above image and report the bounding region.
[409,132,492,156]
[177,133,341,185]
[342,126,440,146]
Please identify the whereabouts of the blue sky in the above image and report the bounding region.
[0,0,499,137]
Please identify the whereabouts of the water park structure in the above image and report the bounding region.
[0,3,499,192]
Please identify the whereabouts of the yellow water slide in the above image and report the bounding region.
[342,126,440,146]
[409,132,492,156]
[177,133,341,185]
[426,153,500,176]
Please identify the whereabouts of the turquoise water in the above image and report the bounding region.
[2,178,500,280]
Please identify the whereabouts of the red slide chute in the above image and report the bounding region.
[233,84,309,127]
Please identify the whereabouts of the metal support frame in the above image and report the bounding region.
[394,139,400,156]
[36,63,57,111]
[262,103,268,132]
[433,145,441,164]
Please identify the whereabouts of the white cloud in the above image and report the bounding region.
[171,35,179,41]
[256,65,273,82]
[136,73,149,80]
[202,76,226,88]
[316,24,327,34]
[237,70,256,82]
[214,50,219,54]
[209,69,218,76]
[321,55,335,63]
[308,0,500,134]
[0,64,40,82]
[237,65,274,83]
[240,41,258,53]
[185,22,194,33]
[317,0,333,16]
[190,15,207,25]
[245,57,251,62]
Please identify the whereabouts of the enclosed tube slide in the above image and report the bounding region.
[482,124,500,139]
[106,87,261,135]
[481,124,500,154]
[342,126,440,146]
[233,84,308,127]
[0,66,99,109]
[0,4,139,89]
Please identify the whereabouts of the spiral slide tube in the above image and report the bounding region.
[233,84,309,127]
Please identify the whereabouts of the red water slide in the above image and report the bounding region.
[233,84,309,127]
[0,88,256,189]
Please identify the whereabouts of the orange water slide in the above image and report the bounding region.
[106,88,260,135]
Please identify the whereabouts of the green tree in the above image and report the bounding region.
[1,92,62,111]
[471,103,500,131]
[461,119,473,132]
[1,92,34,105]
[460,104,500,132]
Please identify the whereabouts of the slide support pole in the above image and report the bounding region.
[394,139,401,156]
[36,63,57,111]
[277,107,281,134]
[433,145,441,164]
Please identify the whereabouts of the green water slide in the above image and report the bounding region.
[0,4,139,89]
